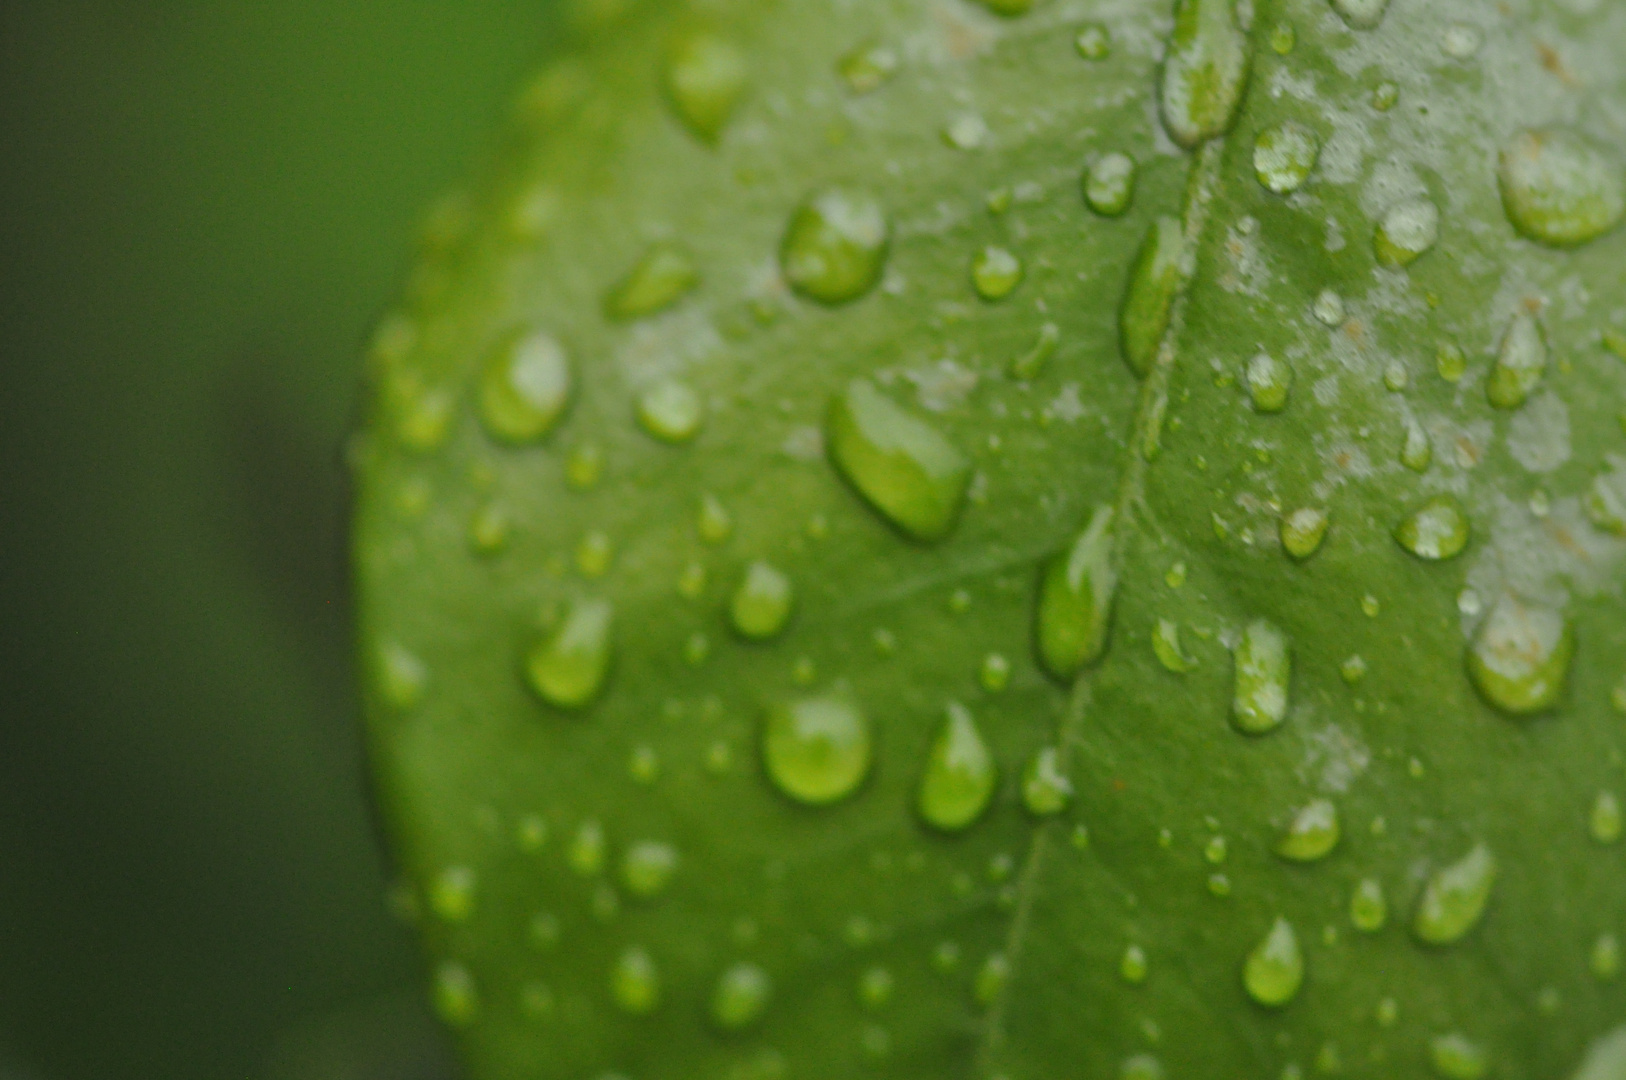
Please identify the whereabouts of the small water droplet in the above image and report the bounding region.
[527,911,561,951]
[1312,289,1345,327]
[1165,562,1188,589]
[731,560,795,640]
[763,695,872,806]
[1395,495,1470,561]
[1591,791,1622,844]
[637,379,705,443]
[621,840,679,898]
[1120,943,1149,985]
[605,243,699,321]
[612,946,661,1015]
[517,814,549,853]
[839,40,899,94]
[1361,594,1381,618]
[826,379,969,542]
[1233,619,1291,735]
[1330,0,1390,30]
[1246,352,1294,412]
[1122,1055,1164,1080]
[1010,322,1060,380]
[1498,129,1624,248]
[1277,799,1339,862]
[1280,508,1328,560]
[975,953,1010,1005]
[468,503,511,556]
[376,641,429,710]
[1120,217,1185,377]
[1254,123,1319,195]
[1204,835,1228,864]
[527,598,614,710]
[1159,0,1252,149]
[1340,654,1367,684]
[1400,419,1433,472]
[566,442,603,490]
[677,561,707,601]
[1413,842,1496,945]
[972,246,1023,301]
[1430,1033,1488,1080]
[684,632,711,666]
[429,866,476,923]
[1435,342,1467,382]
[591,883,620,923]
[1036,507,1119,681]
[1022,746,1074,817]
[1593,934,1621,981]
[917,702,997,832]
[1350,878,1387,932]
[943,113,990,151]
[519,981,555,1020]
[1153,618,1196,672]
[781,187,889,305]
[480,331,573,444]
[698,494,733,543]
[711,962,772,1030]
[1371,81,1400,111]
[576,530,614,578]
[857,966,895,1011]
[980,653,1012,692]
[569,819,606,876]
[1085,153,1137,217]
[665,32,747,143]
[1586,464,1626,535]
[1487,312,1547,410]
[434,962,479,1027]
[1269,20,1296,53]
[1243,918,1304,1007]
[1373,198,1440,267]
[1440,22,1483,58]
[1466,595,1574,715]
[1383,360,1410,392]
[1076,23,1112,60]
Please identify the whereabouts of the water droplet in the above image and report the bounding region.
[605,243,699,321]
[943,113,990,151]
[429,866,476,924]
[1153,618,1196,672]
[1361,594,1381,618]
[1591,791,1622,844]
[839,41,899,94]
[1413,842,1496,945]
[917,702,997,832]
[527,598,614,710]
[1085,153,1137,217]
[1312,290,1345,327]
[565,442,603,490]
[480,331,572,444]
[858,966,894,1010]
[932,941,962,973]
[1165,562,1188,589]
[1120,217,1185,377]
[637,379,705,443]
[1330,0,1390,30]
[390,377,456,453]
[1383,360,1410,392]
[1122,1055,1164,1080]
[575,531,614,578]
[1075,23,1111,60]
[1587,464,1626,536]
[781,187,889,305]
[1233,619,1291,735]
[712,962,772,1030]
[1022,746,1074,817]
[979,653,1012,693]
[434,962,479,1027]
[1120,944,1149,985]
[1593,934,1621,981]
[1010,322,1060,380]
[1340,655,1367,684]
[569,819,607,876]
[1277,799,1339,862]
[1436,342,1467,382]
[731,561,794,640]
[1498,129,1624,248]
[527,911,560,950]
[1373,198,1440,268]
[1204,835,1228,864]
[376,641,429,710]
[1430,1033,1488,1080]
[975,953,1010,1005]
[1243,918,1304,1007]
[1254,123,1319,195]
[665,32,747,143]
[677,562,707,601]
[1159,0,1252,149]
[1395,495,1470,561]
[826,379,970,542]
[978,0,1035,15]
[517,814,549,853]
[1036,506,1119,682]
[1246,351,1294,412]
[612,946,660,1014]
[1401,419,1433,472]
[621,841,679,898]
[763,695,872,806]
[1280,508,1328,560]
[1487,312,1547,410]
[1349,878,1387,932]
[972,246,1023,301]
[1466,595,1574,715]
[699,494,734,543]
[1269,21,1296,53]
[468,503,511,556]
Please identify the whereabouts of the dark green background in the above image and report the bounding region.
[0,3,562,1076]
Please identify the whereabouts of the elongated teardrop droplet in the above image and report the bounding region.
[526,598,613,710]
[763,695,872,806]
[1413,842,1496,945]
[917,702,997,832]
[1350,878,1387,932]
[1233,619,1291,734]
[1036,507,1118,682]
[1159,0,1252,149]
[665,32,747,144]
[1022,746,1074,817]
[1243,918,1304,1007]
[1395,495,1470,561]
[1466,595,1573,715]
[826,380,970,542]
[1498,129,1624,248]
[1277,799,1339,861]
[605,244,698,321]
[480,331,572,443]
[1120,217,1185,377]
[781,187,889,305]
[1487,312,1547,410]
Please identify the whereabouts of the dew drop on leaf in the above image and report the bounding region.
[1010,322,1061,380]
[569,819,607,877]
[1466,595,1574,715]
[1243,918,1303,1008]
[698,493,733,543]
[479,331,573,444]
[1401,419,1433,472]
[434,962,480,1028]
[1429,1033,1489,1080]
[611,946,661,1015]
[838,40,899,95]
[1085,153,1137,217]
[826,380,970,542]
[917,702,997,832]
[781,187,889,305]
[637,378,705,443]
[1591,791,1622,845]
[1277,799,1339,862]
[1312,289,1345,326]
[730,560,795,640]
[1593,935,1621,982]
[1413,842,1496,945]
[763,695,872,806]
[975,953,1010,1005]
[565,441,604,490]
[1075,23,1111,60]
[1350,878,1388,932]
[1122,1055,1164,1080]
[1022,746,1074,817]
[711,962,772,1030]
[972,246,1023,301]
[1373,198,1440,268]
[1245,351,1293,412]
[1280,508,1328,560]
[1487,312,1547,410]
[1394,495,1470,561]
[1498,129,1625,248]
[526,598,614,710]
[621,840,680,898]
[664,32,747,144]
[1253,123,1319,195]
[468,503,511,556]
[857,966,894,1011]
[1120,944,1149,985]
[1330,0,1391,30]
[429,865,476,923]
[1232,618,1291,735]
[1036,506,1119,682]
[604,243,699,321]
[1153,618,1195,672]
[1584,463,1626,535]
[376,641,429,710]
[1120,217,1185,377]
[1159,0,1252,149]
[979,653,1011,692]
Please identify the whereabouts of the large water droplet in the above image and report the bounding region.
[1159,0,1252,149]
[1280,507,1328,560]
[1430,1033,1489,1080]
[1022,747,1074,817]
[1498,129,1624,248]
[1085,153,1137,217]
[1350,878,1387,932]
[1246,351,1293,412]
[1591,791,1622,844]
[826,380,970,542]
[1413,842,1496,945]
[1036,507,1118,682]
[434,962,480,1027]
[972,246,1023,301]
[1374,198,1440,267]
[621,840,680,898]
[1233,619,1291,735]
[1330,0,1390,30]
[1120,217,1185,377]
[480,331,573,444]
[1487,312,1547,410]
[637,379,705,443]
[1277,799,1339,862]
[781,187,889,305]
[1254,123,1319,195]
[612,946,661,1014]
[731,561,795,640]
[917,702,997,832]
[1395,495,1470,561]
[665,32,747,144]
[1243,918,1304,1008]
[763,695,872,806]
[527,598,614,710]
[1466,595,1574,715]
[711,962,772,1030]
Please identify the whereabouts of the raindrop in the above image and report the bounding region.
[917,702,997,832]
[1122,1055,1164,1080]
[1120,217,1186,377]
[826,379,970,542]
[1373,198,1440,268]
[1591,791,1622,845]
[576,530,613,578]
[1153,618,1196,672]
[665,32,747,144]
[975,953,1010,1005]
[972,246,1024,301]
[980,653,1012,693]
[781,187,889,305]
[1159,0,1252,149]
[570,819,607,877]
[1413,842,1496,946]
[1466,595,1574,715]
[1269,22,1296,54]
[1036,507,1119,682]
[1487,312,1547,410]
[1022,746,1074,817]
[637,379,705,443]
[731,561,795,640]
[1313,289,1345,327]
[858,966,894,1011]
[1277,799,1339,862]
[429,866,476,923]
[1593,935,1621,982]
[516,815,549,853]
[1587,465,1626,536]
[1233,619,1291,735]
[566,442,604,490]
[1330,0,1390,30]
[528,912,560,950]
[839,41,899,95]
[1371,81,1399,111]
[376,641,429,710]
[1340,655,1367,684]
[480,331,573,444]
[1440,23,1483,59]
[1395,495,1470,561]
[1350,878,1387,932]
[763,695,872,806]
[1280,508,1328,560]
[712,962,772,1030]
[699,494,734,543]
[605,243,699,321]
[1243,918,1304,1008]
[1010,322,1060,380]
[1498,129,1625,248]
[434,962,480,1028]
[1075,23,1111,60]
[1254,123,1319,195]
[1430,1033,1489,1080]
[621,841,680,898]
[469,503,511,556]
[1401,420,1433,472]
[612,946,661,1015]
[1246,352,1294,412]
[1121,944,1149,985]
[527,598,614,710]
[1085,153,1137,217]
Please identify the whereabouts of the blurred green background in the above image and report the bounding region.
[0,3,564,1076]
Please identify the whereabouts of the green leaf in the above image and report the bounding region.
[353,1,1626,1078]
